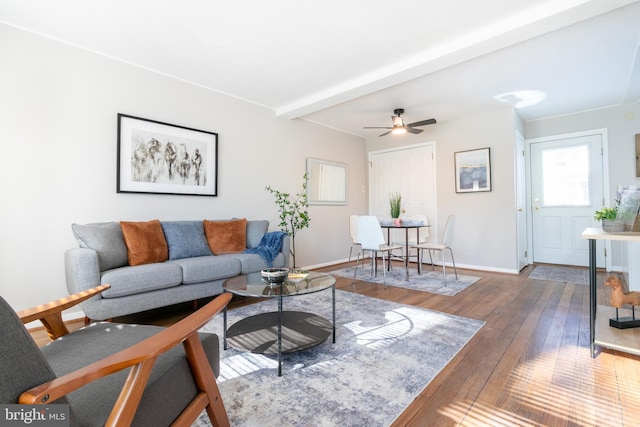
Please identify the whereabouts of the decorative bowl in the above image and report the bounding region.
[261,268,289,284]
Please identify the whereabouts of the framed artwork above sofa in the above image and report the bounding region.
[117,113,218,196]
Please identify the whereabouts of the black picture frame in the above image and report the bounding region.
[455,147,491,193]
[117,114,218,196]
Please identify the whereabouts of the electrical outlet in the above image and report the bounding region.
[361,186,366,192]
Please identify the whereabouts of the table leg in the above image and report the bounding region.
[278,293,283,376]
[589,238,597,358]
[332,284,336,343]
[416,228,422,274]
[223,304,228,350]
[404,227,410,281]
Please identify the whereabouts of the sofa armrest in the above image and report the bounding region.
[65,248,102,295]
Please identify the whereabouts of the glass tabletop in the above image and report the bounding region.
[223,271,335,298]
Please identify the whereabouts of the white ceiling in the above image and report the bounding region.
[2,0,639,138]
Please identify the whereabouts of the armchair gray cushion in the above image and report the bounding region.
[41,322,220,426]
[0,297,63,405]
[0,296,222,427]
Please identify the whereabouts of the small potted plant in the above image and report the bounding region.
[594,206,622,232]
[389,192,402,225]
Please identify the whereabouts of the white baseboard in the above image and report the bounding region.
[304,258,520,275]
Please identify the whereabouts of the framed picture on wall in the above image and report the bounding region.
[455,147,491,193]
[117,114,218,196]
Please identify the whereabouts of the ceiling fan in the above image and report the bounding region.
[364,108,436,137]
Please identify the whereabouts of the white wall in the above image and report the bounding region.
[0,24,367,311]
[367,108,520,273]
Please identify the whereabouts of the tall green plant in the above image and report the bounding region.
[265,173,311,267]
[389,192,402,218]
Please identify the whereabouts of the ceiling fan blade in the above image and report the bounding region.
[406,118,437,127]
[406,127,423,134]
[378,130,392,137]
[363,126,392,129]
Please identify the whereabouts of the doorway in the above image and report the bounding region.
[527,130,606,267]
[369,142,436,242]
[516,130,528,271]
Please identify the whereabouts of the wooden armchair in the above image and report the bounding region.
[1,284,231,427]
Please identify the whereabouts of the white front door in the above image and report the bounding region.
[529,132,604,267]
[369,143,436,242]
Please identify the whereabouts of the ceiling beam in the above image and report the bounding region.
[276,0,639,119]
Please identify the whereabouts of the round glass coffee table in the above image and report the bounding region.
[222,271,336,376]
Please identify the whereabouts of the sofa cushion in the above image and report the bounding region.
[203,218,247,255]
[72,222,128,271]
[41,322,219,426]
[161,221,212,260]
[120,220,169,266]
[100,263,183,298]
[246,220,269,248]
[169,256,242,285]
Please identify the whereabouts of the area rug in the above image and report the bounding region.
[528,265,588,285]
[193,289,484,426]
[329,266,481,296]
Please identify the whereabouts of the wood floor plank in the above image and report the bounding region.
[28,263,640,426]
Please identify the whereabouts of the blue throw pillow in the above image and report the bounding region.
[161,221,212,260]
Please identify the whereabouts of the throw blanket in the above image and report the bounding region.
[244,231,287,267]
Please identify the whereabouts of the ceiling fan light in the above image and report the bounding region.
[391,126,407,135]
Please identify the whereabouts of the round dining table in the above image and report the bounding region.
[379,222,431,281]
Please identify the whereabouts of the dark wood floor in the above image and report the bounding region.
[31,262,640,426]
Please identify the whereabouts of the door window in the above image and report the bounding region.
[542,145,590,207]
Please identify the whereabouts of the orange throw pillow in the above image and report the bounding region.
[120,220,169,266]
[204,218,247,255]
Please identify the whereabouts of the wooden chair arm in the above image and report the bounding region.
[16,284,111,341]
[19,293,232,407]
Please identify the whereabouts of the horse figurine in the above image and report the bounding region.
[605,275,640,308]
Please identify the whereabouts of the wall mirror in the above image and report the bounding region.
[306,158,348,205]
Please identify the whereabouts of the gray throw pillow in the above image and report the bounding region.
[246,220,269,248]
[71,222,128,271]
[161,221,213,260]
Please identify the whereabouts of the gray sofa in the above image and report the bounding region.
[65,219,290,320]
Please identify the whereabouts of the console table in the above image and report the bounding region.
[582,227,640,357]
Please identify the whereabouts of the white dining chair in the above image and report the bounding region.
[348,214,361,262]
[353,215,403,289]
[411,215,458,280]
